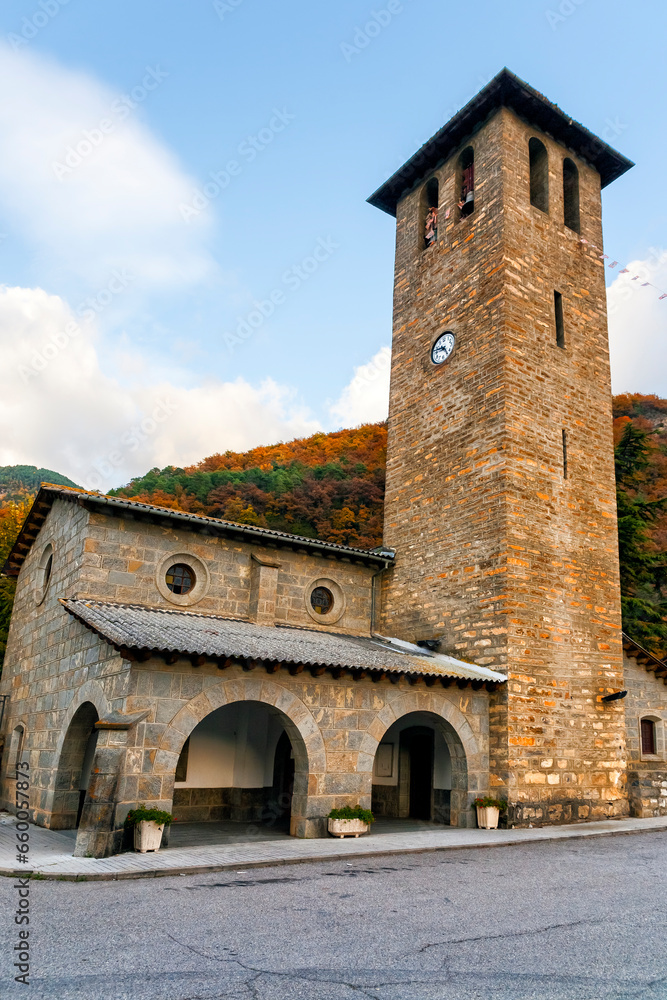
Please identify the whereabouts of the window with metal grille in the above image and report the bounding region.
[641,718,656,755]
[310,586,334,615]
[165,563,196,595]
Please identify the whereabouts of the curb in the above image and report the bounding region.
[2,819,666,881]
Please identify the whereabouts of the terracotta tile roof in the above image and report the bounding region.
[3,484,396,577]
[622,632,667,686]
[60,598,507,685]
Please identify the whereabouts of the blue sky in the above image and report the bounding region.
[0,0,665,488]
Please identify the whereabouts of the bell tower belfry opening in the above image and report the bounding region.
[368,69,634,826]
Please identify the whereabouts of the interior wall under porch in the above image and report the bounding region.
[371,712,456,824]
[172,701,295,830]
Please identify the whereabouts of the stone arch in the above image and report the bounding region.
[157,677,328,838]
[47,680,110,828]
[359,689,485,828]
[50,702,100,829]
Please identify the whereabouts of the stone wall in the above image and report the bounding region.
[380,106,626,825]
[77,507,377,635]
[0,499,130,825]
[118,659,490,845]
[623,651,667,817]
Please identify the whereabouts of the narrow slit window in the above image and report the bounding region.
[563,158,580,233]
[529,138,549,212]
[458,147,474,219]
[562,429,568,478]
[554,291,565,348]
[640,718,656,755]
[421,177,439,249]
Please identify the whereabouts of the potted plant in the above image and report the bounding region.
[327,805,374,838]
[125,805,174,853]
[474,796,507,830]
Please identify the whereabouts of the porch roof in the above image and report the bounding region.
[61,598,507,686]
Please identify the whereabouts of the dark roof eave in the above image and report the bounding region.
[367,68,634,216]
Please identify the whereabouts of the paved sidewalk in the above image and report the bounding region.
[1,811,666,880]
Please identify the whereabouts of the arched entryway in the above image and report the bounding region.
[50,702,99,830]
[371,711,468,826]
[171,701,298,836]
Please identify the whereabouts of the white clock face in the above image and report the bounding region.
[431,332,455,365]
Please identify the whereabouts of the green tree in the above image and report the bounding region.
[615,421,667,654]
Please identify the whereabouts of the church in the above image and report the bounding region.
[1,69,665,858]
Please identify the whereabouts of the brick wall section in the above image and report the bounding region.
[380,106,626,825]
[623,651,667,817]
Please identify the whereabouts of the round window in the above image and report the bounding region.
[165,563,196,596]
[43,552,53,590]
[310,586,334,615]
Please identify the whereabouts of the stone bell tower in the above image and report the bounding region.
[369,69,634,825]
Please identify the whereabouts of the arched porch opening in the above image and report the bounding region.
[50,702,99,830]
[371,711,469,827]
[171,700,300,837]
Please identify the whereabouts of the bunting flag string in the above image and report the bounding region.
[580,237,667,301]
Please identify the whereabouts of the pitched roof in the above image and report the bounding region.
[368,68,633,216]
[622,632,667,686]
[3,484,395,577]
[60,598,507,685]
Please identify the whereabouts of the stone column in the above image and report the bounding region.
[74,710,149,859]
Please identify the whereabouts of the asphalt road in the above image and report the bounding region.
[1,831,666,1000]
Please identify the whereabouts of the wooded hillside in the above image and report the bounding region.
[1,396,666,665]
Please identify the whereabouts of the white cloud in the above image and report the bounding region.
[1,285,320,489]
[607,249,667,396]
[0,45,212,290]
[329,346,391,427]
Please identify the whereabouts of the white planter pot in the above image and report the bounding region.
[134,820,165,853]
[328,818,370,838]
[476,806,500,830]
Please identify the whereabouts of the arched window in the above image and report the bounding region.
[640,718,657,756]
[529,137,549,213]
[458,147,474,218]
[563,158,580,233]
[10,725,25,771]
[421,177,439,249]
[35,543,54,604]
